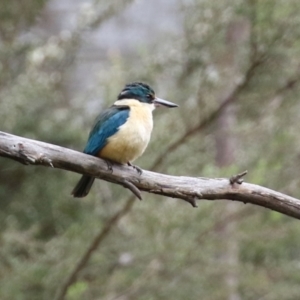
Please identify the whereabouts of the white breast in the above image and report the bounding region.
[99,100,154,164]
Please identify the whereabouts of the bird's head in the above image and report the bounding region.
[117,82,178,108]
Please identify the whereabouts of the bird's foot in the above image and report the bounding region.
[105,159,114,173]
[127,162,143,175]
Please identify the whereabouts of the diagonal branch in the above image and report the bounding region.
[151,57,265,170]
[54,196,135,300]
[1,130,300,220]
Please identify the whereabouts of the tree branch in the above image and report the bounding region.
[1,130,300,219]
[54,196,135,300]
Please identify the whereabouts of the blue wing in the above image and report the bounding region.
[83,105,130,155]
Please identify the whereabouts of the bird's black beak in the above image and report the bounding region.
[154,97,178,108]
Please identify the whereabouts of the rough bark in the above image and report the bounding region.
[1,130,300,219]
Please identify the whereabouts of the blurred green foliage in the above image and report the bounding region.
[1,0,300,299]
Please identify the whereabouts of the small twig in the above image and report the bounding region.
[120,178,142,200]
[229,170,248,185]
[186,196,198,208]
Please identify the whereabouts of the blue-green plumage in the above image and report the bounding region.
[72,106,130,197]
[118,82,155,103]
[84,105,129,155]
[72,82,178,198]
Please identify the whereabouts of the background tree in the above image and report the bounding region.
[1,0,300,299]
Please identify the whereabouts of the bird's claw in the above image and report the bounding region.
[105,159,113,173]
[127,162,143,175]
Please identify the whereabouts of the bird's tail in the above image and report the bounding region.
[71,175,95,198]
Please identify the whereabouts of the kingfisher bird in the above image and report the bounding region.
[71,82,178,198]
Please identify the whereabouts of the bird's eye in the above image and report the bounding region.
[147,94,154,101]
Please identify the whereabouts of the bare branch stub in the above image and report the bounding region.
[187,196,198,208]
[16,142,37,165]
[119,178,142,200]
[229,170,248,185]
